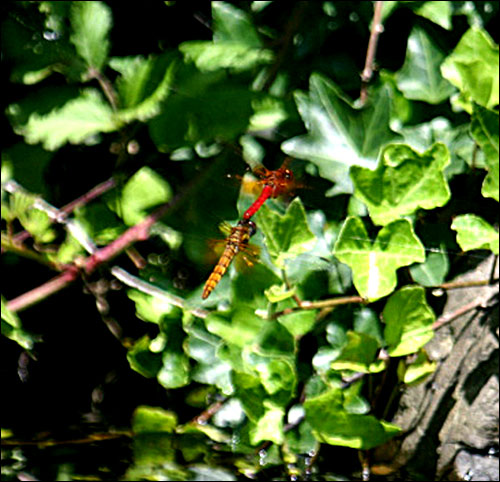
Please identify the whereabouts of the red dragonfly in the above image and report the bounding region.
[202,218,257,299]
[242,158,297,220]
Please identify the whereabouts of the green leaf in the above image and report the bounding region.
[12,192,56,244]
[12,89,117,151]
[451,215,499,254]
[205,308,263,348]
[1,297,37,350]
[186,328,233,394]
[126,335,163,378]
[353,307,384,345]
[409,249,449,287]
[304,388,401,450]
[277,310,317,338]
[157,351,190,389]
[128,289,178,324]
[212,2,262,47]
[2,144,53,198]
[398,349,436,385]
[132,405,178,434]
[247,355,296,397]
[249,401,285,445]
[282,74,402,195]
[333,217,425,301]
[111,54,178,122]
[396,117,480,178]
[149,80,258,150]
[70,1,112,71]
[383,286,435,357]
[414,1,452,30]
[470,104,499,201]
[351,143,451,226]
[441,27,499,113]
[256,198,316,268]
[115,167,172,226]
[179,41,273,73]
[397,26,456,104]
[330,332,385,373]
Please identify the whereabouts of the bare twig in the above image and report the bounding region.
[433,294,497,331]
[6,267,81,312]
[436,278,498,291]
[59,177,117,217]
[360,1,384,104]
[111,267,209,319]
[88,67,119,110]
[270,295,365,320]
[191,397,228,425]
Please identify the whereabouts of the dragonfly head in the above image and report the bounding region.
[237,219,257,237]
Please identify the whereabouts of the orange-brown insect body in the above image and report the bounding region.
[254,158,295,198]
[202,219,257,299]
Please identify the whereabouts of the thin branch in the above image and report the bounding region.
[110,267,209,319]
[360,0,384,104]
[191,397,228,425]
[6,266,81,312]
[88,67,119,111]
[59,177,117,217]
[5,178,116,249]
[436,278,498,291]
[433,294,498,331]
[4,166,207,312]
[270,295,365,320]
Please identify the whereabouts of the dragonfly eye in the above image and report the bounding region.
[238,218,257,236]
[247,220,257,237]
[284,169,293,180]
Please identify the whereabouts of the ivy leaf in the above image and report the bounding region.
[132,406,177,434]
[186,328,233,395]
[382,286,435,357]
[441,27,499,113]
[351,143,451,226]
[249,401,285,445]
[282,74,402,195]
[110,54,178,122]
[256,198,316,269]
[397,25,456,104]
[157,351,190,389]
[205,308,263,348]
[1,297,37,350]
[149,79,258,151]
[470,104,499,201]
[330,332,385,374]
[333,217,425,301]
[212,2,262,47]
[398,349,436,386]
[305,387,401,450]
[113,167,172,226]
[126,335,163,379]
[409,249,449,287]
[397,117,482,178]
[179,41,273,73]
[70,1,112,71]
[10,89,117,151]
[414,1,452,30]
[451,215,499,255]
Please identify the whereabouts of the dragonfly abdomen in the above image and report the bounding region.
[202,220,256,299]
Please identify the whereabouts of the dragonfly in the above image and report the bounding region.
[241,158,298,220]
[202,218,258,299]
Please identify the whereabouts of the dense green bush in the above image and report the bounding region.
[2,2,498,480]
